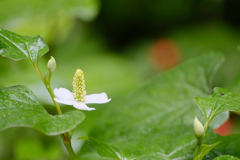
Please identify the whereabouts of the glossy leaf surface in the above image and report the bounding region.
[88,137,121,160]
[87,52,228,159]
[195,87,240,122]
[0,85,85,135]
[0,28,48,64]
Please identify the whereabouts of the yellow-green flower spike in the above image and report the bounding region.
[72,69,86,102]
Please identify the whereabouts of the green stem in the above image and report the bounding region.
[45,83,62,115]
[31,61,77,159]
[48,71,52,83]
[62,136,79,160]
[200,122,209,142]
[193,139,201,159]
[32,62,45,82]
[31,62,62,115]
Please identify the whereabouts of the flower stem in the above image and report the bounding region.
[45,84,62,115]
[31,62,62,115]
[31,61,78,159]
[193,139,201,159]
[62,135,79,160]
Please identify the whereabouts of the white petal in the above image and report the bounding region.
[54,98,75,105]
[85,92,111,104]
[73,101,96,111]
[54,88,74,100]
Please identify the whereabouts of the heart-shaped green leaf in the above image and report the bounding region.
[86,52,227,159]
[0,28,49,64]
[0,85,85,135]
[195,87,240,122]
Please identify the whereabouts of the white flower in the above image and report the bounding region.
[54,88,111,111]
[54,69,111,111]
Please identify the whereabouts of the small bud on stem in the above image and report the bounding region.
[193,117,204,139]
[47,56,56,72]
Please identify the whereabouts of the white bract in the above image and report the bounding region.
[54,88,111,111]
[54,69,111,111]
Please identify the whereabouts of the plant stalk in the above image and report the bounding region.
[62,135,79,160]
[31,62,78,160]
[193,139,201,159]
[31,62,62,115]
[45,83,62,115]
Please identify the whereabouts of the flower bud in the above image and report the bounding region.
[193,117,204,139]
[47,56,56,72]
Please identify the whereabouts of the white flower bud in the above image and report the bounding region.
[193,117,204,138]
[47,56,56,72]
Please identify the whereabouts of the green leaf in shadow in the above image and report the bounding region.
[195,141,221,160]
[0,85,85,135]
[0,28,49,64]
[195,133,240,160]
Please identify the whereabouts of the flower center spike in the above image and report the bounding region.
[72,69,86,102]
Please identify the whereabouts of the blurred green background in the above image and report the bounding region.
[1,0,240,159]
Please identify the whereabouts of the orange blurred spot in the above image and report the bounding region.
[214,119,232,136]
[149,38,181,71]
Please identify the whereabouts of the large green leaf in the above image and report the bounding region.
[88,137,121,160]
[0,28,49,64]
[213,155,240,160]
[138,153,171,160]
[85,52,227,159]
[195,87,240,122]
[0,85,85,135]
